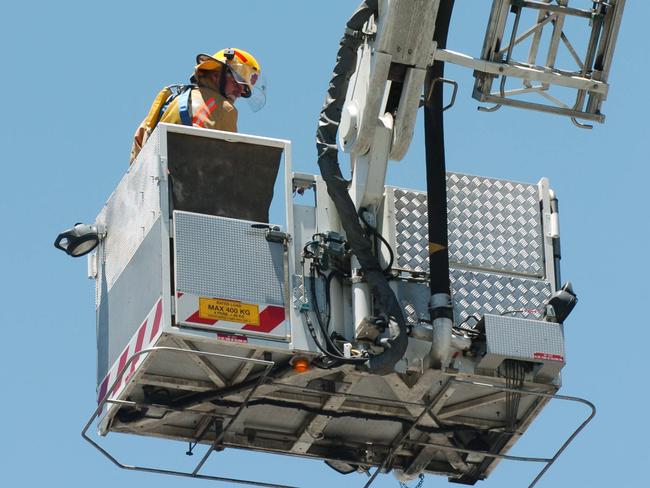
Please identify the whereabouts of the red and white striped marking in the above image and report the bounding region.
[97,297,164,406]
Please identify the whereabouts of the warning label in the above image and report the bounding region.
[199,297,260,325]
[216,333,249,344]
[534,352,564,362]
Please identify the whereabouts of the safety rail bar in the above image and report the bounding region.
[82,346,299,488]
[83,346,595,487]
[362,375,596,488]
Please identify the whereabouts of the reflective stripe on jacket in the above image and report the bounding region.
[130,86,238,164]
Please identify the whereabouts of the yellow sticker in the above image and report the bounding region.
[428,242,447,254]
[199,298,260,325]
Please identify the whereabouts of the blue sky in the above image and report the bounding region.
[1,1,648,487]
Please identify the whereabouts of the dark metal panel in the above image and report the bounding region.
[167,131,282,223]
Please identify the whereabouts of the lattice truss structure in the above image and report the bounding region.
[436,0,626,127]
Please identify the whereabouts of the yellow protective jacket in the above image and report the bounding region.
[130,85,238,164]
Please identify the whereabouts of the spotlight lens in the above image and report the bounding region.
[70,236,99,257]
[54,223,103,258]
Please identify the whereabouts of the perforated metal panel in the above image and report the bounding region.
[483,314,564,360]
[477,314,565,379]
[174,211,285,306]
[389,173,544,277]
[95,128,163,299]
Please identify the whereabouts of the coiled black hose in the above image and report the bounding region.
[315,0,408,375]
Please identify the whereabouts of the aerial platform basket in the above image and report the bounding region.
[85,124,593,487]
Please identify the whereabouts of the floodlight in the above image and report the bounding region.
[545,281,578,323]
[54,223,105,257]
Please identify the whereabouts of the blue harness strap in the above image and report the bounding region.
[177,86,193,126]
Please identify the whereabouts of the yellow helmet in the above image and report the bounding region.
[195,48,266,111]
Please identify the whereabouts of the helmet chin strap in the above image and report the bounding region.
[192,68,231,99]
[218,66,229,99]
[195,66,242,102]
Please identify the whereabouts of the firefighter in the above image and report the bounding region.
[129,48,265,164]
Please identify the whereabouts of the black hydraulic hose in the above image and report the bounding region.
[203,397,487,436]
[303,308,344,359]
[310,270,341,354]
[168,363,292,411]
[123,388,489,437]
[116,362,293,424]
[359,209,395,274]
[308,272,367,364]
[424,0,455,297]
[315,0,408,375]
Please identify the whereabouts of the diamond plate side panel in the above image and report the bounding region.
[292,274,307,310]
[450,269,551,324]
[390,174,544,277]
[174,212,285,306]
[394,281,432,325]
[392,189,429,272]
[393,271,550,326]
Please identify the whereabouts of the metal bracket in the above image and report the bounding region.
[422,77,459,112]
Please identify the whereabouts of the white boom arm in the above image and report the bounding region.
[337,1,443,352]
[341,0,439,210]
